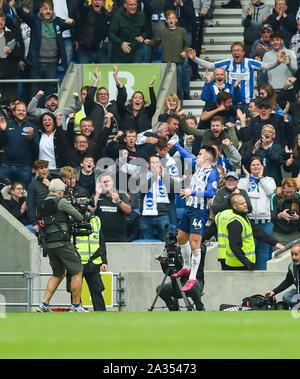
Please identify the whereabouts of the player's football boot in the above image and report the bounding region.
[171,268,191,278]
[181,279,197,292]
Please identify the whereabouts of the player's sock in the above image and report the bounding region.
[190,249,201,280]
[180,242,191,270]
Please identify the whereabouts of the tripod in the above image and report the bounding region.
[148,260,194,312]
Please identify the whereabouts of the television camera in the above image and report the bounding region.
[160,231,178,274]
[66,186,94,237]
[148,226,194,311]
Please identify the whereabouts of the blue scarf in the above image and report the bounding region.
[248,175,260,193]
[142,173,169,216]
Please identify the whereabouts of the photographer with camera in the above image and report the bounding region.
[37,179,87,313]
[66,200,108,312]
[271,177,300,246]
[154,240,206,311]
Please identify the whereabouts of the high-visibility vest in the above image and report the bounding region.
[216,209,256,267]
[88,0,113,8]
[76,216,103,265]
[215,211,227,260]
[105,0,114,8]
[75,109,85,130]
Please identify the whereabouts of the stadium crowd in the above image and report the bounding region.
[1,0,300,277]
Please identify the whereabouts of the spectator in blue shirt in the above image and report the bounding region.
[0,102,39,188]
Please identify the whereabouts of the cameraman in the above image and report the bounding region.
[66,197,108,312]
[155,243,206,311]
[37,179,87,313]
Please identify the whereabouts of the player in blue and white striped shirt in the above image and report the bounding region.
[168,142,220,292]
[188,42,287,105]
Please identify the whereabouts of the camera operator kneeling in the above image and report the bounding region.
[37,179,87,313]
[155,244,206,311]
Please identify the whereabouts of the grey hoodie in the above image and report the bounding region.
[242,2,271,43]
[38,11,58,63]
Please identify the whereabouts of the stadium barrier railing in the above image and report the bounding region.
[0,271,126,312]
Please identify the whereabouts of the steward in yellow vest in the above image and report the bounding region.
[215,194,284,270]
[76,216,106,266]
[67,215,108,311]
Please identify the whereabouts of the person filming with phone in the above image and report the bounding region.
[271,177,300,247]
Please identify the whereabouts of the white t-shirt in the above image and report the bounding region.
[39,132,57,169]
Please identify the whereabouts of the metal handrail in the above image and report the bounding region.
[0,79,60,83]
[156,62,172,100]
[0,78,60,92]
[272,238,300,259]
[0,271,124,312]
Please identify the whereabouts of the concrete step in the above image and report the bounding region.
[212,18,242,26]
[213,9,242,17]
[190,80,206,88]
[204,26,243,34]
[202,44,233,52]
[203,35,244,44]
[182,99,205,107]
[200,53,231,61]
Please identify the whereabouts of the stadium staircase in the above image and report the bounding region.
[182,0,275,119]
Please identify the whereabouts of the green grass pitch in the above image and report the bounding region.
[0,311,299,359]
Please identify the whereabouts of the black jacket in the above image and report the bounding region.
[75,0,111,50]
[0,185,30,225]
[240,113,292,148]
[266,9,297,48]
[26,175,52,226]
[271,193,300,234]
[286,0,300,15]
[38,127,71,169]
[68,125,112,168]
[84,85,121,136]
[212,187,253,216]
[117,86,157,133]
[0,25,24,78]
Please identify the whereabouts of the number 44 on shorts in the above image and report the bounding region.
[192,218,202,230]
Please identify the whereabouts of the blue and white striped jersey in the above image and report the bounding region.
[214,58,262,104]
[187,166,219,210]
[172,142,220,209]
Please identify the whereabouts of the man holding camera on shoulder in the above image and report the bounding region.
[66,197,108,312]
[154,242,206,311]
[37,178,87,313]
